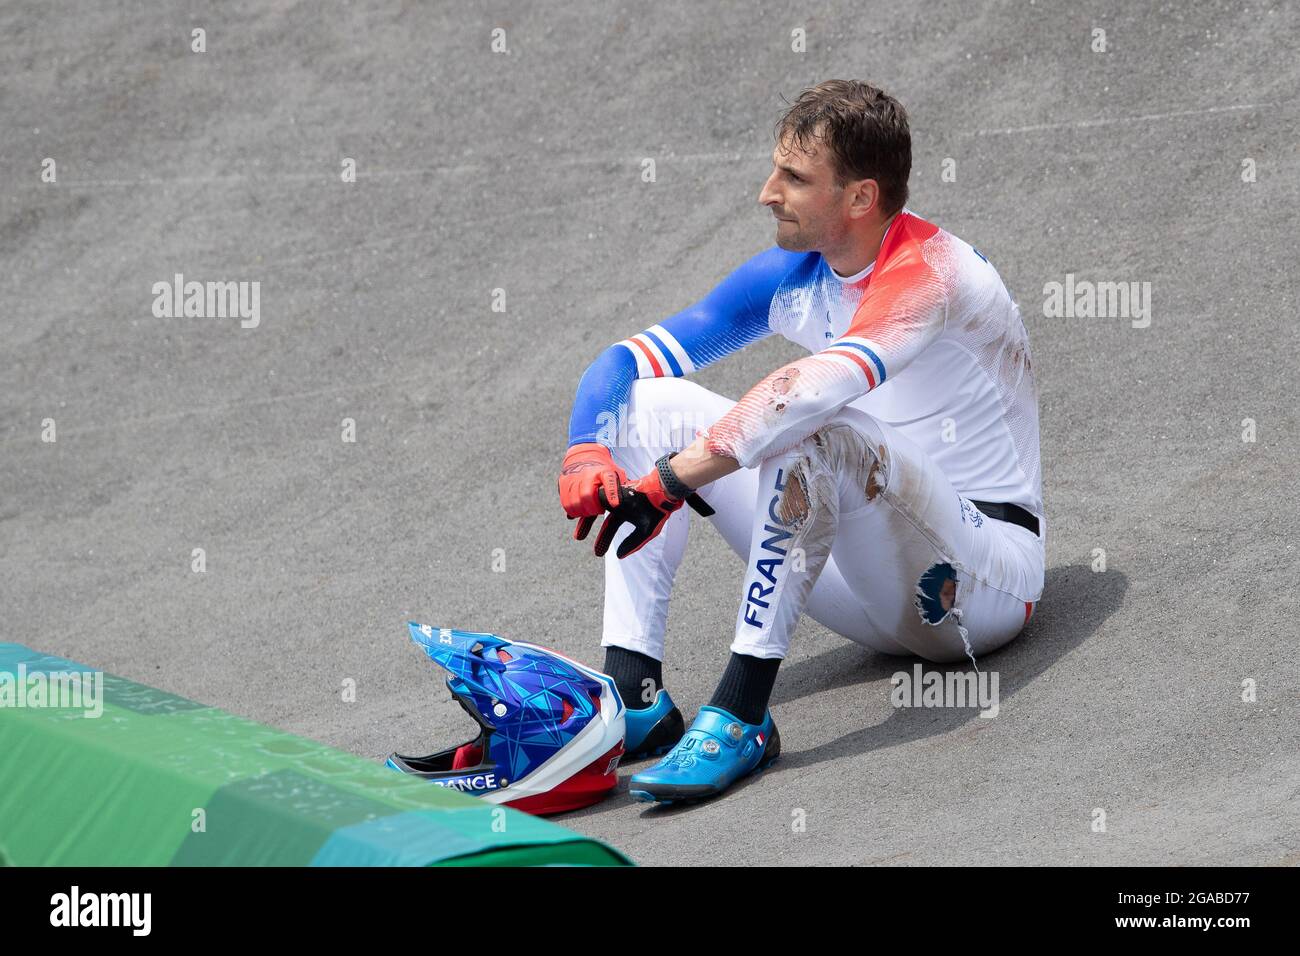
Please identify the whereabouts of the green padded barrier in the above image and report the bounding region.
[0,644,631,867]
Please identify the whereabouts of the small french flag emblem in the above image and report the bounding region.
[756,732,765,747]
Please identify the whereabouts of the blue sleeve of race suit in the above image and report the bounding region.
[566,246,809,447]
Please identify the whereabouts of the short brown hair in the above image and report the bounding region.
[774,80,911,216]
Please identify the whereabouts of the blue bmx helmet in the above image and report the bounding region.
[386,622,626,815]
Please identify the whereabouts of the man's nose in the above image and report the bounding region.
[758,173,780,206]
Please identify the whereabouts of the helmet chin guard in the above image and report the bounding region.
[386,622,626,815]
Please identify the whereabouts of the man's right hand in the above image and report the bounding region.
[558,442,627,540]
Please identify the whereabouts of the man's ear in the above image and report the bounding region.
[848,179,881,220]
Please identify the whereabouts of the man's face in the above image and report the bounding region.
[758,130,871,252]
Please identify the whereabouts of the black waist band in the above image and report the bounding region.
[969,500,1040,537]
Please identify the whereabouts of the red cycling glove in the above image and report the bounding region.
[558,442,627,540]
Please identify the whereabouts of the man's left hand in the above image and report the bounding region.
[582,463,715,560]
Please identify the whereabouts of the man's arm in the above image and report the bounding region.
[697,221,953,472]
[566,246,809,448]
[667,433,742,489]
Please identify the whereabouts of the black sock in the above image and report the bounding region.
[707,652,781,725]
[602,646,664,709]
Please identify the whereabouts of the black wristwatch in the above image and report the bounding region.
[655,452,695,502]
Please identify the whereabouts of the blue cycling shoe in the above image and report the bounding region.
[628,705,780,805]
[622,688,685,760]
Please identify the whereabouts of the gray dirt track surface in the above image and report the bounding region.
[2,1,1297,866]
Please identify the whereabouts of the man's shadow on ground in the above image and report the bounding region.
[767,562,1126,774]
[571,562,1124,820]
